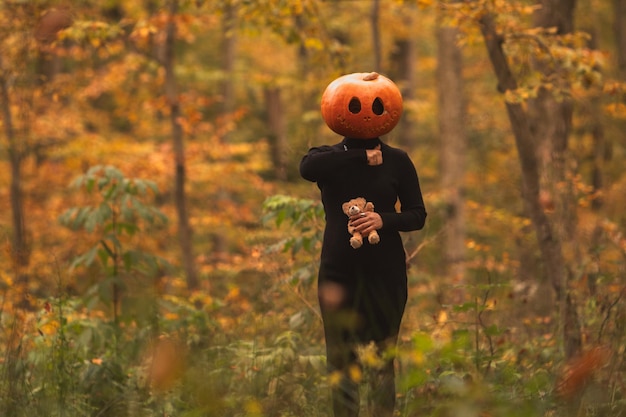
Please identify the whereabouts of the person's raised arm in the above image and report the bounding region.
[299,145,367,182]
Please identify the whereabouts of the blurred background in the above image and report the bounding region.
[0,0,625,416]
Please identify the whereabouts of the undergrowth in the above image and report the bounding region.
[1,192,624,417]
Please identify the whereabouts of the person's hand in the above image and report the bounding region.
[366,145,383,166]
[349,211,383,235]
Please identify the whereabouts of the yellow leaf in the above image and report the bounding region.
[348,364,362,383]
[244,399,263,415]
[225,286,240,302]
[136,26,152,38]
[40,320,60,335]
[437,310,448,325]
[605,103,626,119]
[164,312,179,320]
[328,370,343,386]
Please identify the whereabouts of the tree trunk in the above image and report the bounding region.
[614,0,626,76]
[478,11,581,358]
[529,0,577,238]
[164,0,198,290]
[529,0,580,358]
[370,0,381,72]
[0,56,28,270]
[583,31,607,211]
[264,86,288,181]
[35,8,71,83]
[211,0,238,257]
[389,7,416,147]
[437,11,467,294]
[590,99,605,211]
[221,0,237,121]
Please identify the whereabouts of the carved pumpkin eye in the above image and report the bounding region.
[349,97,361,114]
[372,97,384,115]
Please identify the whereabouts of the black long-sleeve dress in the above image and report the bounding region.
[300,136,426,417]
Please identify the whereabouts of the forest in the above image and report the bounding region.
[1,0,625,416]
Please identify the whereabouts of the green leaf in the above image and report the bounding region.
[135,179,147,195]
[103,181,119,200]
[453,302,476,312]
[412,332,434,353]
[275,209,286,227]
[71,245,99,269]
[122,251,134,272]
[117,222,139,236]
[145,180,159,194]
[108,234,123,251]
[86,177,96,193]
[399,368,429,390]
[58,207,78,227]
[84,210,99,233]
[97,247,110,265]
[484,324,503,336]
[75,207,92,229]
[96,202,113,223]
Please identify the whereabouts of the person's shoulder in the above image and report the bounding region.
[382,144,417,172]
[309,141,344,150]
[381,143,409,157]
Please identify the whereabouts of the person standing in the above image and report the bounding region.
[300,72,427,417]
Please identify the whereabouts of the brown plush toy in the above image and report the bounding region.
[342,197,380,249]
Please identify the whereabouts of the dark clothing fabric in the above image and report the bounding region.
[300,137,426,417]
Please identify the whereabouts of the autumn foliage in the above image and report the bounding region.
[1,1,626,416]
[555,345,612,400]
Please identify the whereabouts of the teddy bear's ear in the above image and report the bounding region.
[342,202,350,214]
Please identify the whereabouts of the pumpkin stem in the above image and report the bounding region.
[363,72,379,81]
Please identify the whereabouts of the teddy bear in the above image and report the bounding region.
[342,197,380,249]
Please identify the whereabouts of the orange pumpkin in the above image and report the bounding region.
[321,72,403,139]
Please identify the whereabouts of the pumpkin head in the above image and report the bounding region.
[321,72,403,139]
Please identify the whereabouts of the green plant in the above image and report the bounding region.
[262,195,324,257]
[262,194,324,287]
[30,295,91,417]
[197,331,328,417]
[59,165,169,335]
[261,194,325,337]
